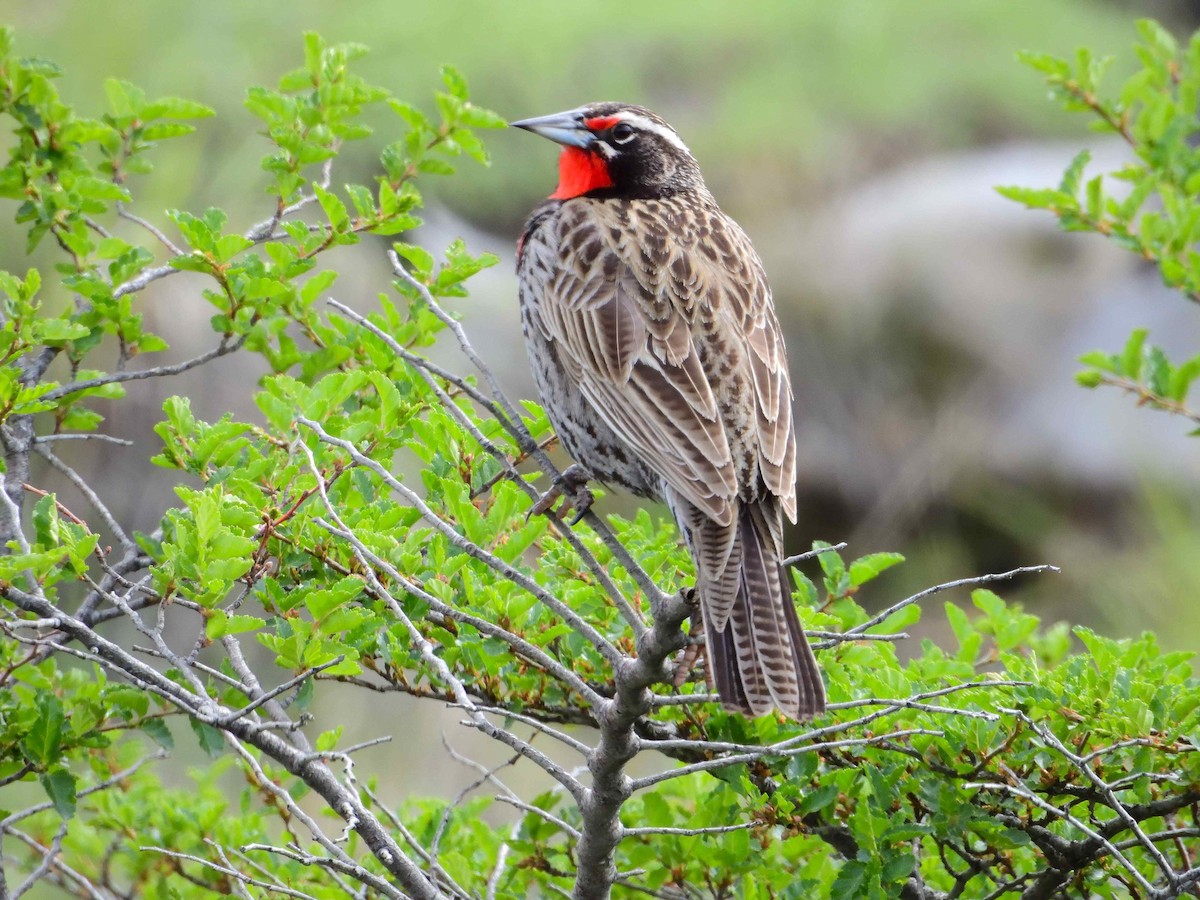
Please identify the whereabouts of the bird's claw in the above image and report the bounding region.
[672,589,713,689]
[528,464,595,525]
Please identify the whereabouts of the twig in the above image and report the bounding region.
[0,750,166,829]
[219,657,344,727]
[0,472,32,555]
[11,821,69,900]
[966,774,1154,895]
[847,565,1059,636]
[1004,708,1177,885]
[327,296,650,638]
[623,822,756,838]
[466,705,593,755]
[2,583,439,899]
[118,206,185,255]
[41,336,247,403]
[630,729,941,791]
[782,542,848,567]
[486,843,511,900]
[297,415,623,669]
[139,846,321,900]
[33,442,132,548]
[810,630,908,649]
[2,827,107,900]
[312,512,603,707]
[295,438,587,805]
[33,433,133,446]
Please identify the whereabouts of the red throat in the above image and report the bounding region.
[551,146,613,200]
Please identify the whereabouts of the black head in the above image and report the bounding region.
[512,102,705,200]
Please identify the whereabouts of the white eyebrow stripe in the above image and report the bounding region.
[614,112,691,154]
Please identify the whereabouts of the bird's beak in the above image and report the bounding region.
[510,109,594,149]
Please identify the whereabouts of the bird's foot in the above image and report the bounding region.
[672,589,714,690]
[528,464,594,525]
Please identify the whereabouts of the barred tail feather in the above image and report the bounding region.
[691,498,824,719]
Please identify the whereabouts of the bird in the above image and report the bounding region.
[512,103,825,720]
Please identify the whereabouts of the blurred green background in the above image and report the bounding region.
[4,0,1199,659]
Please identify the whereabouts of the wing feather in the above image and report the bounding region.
[727,234,798,523]
[536,201,798,525]
[539,214,739,523]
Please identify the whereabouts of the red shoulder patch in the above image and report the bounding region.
[551,146,613,199]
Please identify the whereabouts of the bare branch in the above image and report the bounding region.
[117,206,185,255]
[847,565,1060,636]
[623,822,756,838]
[782,542,848,567]
[33,433,133,446]
[2,827,109,900]
[1,750,166,829]
[140,846,321,900]
[1003,708,1178,885]
[310,511,603,707]
[295,437,588,806]
[326,297,651,639]
[631,728,941,792]
[218,656,343,727]
[297,415,624,670]
[41,336,247,403]
[33,441,132,548]
[966,774,1155,895]
[10,821,68,900]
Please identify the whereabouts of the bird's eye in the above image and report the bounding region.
[611,123,636,144]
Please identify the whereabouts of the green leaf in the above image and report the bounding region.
[881,852,915,883]
[441,65,469,101]
[1121,329,1148,380]
[32,493,59,547]
[22,694,65,766]
[140,718,174,750]
[831,859,868,900]
[345,182,375,218]
[1146,345,1171,396]
[206,610,229,640]
[189,718,225,758]
[1136,17,1179,59]
[393,242,435,278]
[314,184,350,232]
[141,122,196,142]
[798,782,839,814]
[1058,149,1091,196]
[141,96,215,120]
[39,768,77,819]
[389,100,432,131]
[72,176,130,202]
[1078,349,1118,373]
[104,78,143,117]
[994,185,1072,210]
[1085,175,1104,220]
[849,552,905,586]
[224,614,264,635]
[38,319,90,342]
[1017,50,1071,79]
[1168,354,1200,401]
[459,104,508,130]
[317,726,343,751]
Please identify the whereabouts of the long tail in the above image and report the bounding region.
[675,494,825,719]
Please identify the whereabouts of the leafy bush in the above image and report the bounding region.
[999,19,1200,431]
[0,25,1195,900]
